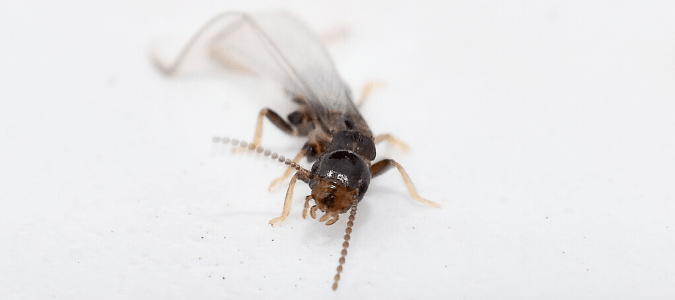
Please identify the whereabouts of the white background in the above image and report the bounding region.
[1,1,674,299]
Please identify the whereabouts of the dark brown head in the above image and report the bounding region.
[303,149,371,224]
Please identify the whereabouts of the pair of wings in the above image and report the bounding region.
[202,12,360,133]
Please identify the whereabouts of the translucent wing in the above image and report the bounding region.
[207,12,361,134]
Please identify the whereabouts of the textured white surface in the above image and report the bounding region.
[1,1,675,299]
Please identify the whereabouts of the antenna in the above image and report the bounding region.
[332,204,357,290]
[215,136,357,290]
[213,136,313,178]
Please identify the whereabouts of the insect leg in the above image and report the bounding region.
[269,172,299,226]
[370,159,440,208]
[302,195,312,219]
[374,134,410,152]
[268,145,309,191]
[235,108,294,153]
[356,81,385,108]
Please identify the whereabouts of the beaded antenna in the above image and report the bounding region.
[214,136,361,289]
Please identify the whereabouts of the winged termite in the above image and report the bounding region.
[154,11,440,290]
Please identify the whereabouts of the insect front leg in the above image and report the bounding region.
[269,172,300,226]
[235,108,294,153]
[370,159,440,208]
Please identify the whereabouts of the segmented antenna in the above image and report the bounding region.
[213,136,313,177]
[216,136,357,290]
[332,204,357,290]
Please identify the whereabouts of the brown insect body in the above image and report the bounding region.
[154,11,439,291]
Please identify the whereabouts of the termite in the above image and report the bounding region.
[153,11,440,290]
